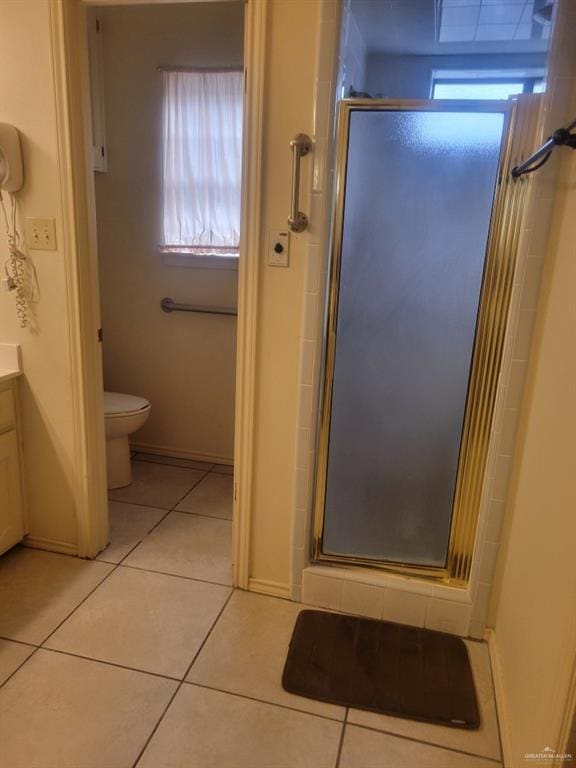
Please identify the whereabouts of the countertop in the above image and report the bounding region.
[0,344,22,383]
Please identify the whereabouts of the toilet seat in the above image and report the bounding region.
[104,392,150,418]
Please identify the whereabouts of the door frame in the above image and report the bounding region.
[49,0,266,585]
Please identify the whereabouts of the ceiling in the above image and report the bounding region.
[350,0,553,56]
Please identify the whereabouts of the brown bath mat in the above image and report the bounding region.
[282,610,480,729]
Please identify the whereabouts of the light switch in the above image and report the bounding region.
[25,218,57,251]
[268,230,290,267]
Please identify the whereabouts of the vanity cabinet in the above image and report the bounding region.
[0,380,25,555]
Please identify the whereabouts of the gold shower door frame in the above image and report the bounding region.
[312,97,539,587]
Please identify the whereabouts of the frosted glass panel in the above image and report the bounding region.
[323,108,504,567]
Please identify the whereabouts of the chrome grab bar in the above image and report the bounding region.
[160,297,237,316]
[288,133,312,232]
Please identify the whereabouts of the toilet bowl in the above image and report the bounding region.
[104,392,151,489]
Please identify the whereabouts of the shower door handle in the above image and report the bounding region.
[288,133,312,232]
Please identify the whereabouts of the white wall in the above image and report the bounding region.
[0,0,79,549]
[489,140,576,764]
[93,1,243,463]
[243,0,323,592]
[484,4,576,761]
[488,50,576,768]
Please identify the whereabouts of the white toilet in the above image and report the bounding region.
[104,392,151,489]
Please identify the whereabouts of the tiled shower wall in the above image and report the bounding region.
[290,0,572,638]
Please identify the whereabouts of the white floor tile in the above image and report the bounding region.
[123,512,233,585]
[187,590,345,720]
[175,473,233,520]
[96,501,167,564]
[0,548,113,645]
[137,684,342,768]
[340,725,501,768]
[0,649,176,768]
[109,461,206,509]
[46,567,231,678]
[0,639,35,685]
[134,453,214,472]
[347,640,501,761]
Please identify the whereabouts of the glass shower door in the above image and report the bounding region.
[317,101,510,572]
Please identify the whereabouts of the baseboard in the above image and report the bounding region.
[248,578,291,599]
[23,535,79,557]
[486,628,513,768]
[130,441,233,466]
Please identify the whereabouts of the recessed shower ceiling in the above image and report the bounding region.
[350,0,554,55]
[439,0,550,43]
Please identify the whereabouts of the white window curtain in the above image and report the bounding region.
[162,69,243,255]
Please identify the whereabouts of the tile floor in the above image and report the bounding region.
[0,454,503,767]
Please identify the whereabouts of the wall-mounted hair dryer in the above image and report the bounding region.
[0,123,24,193]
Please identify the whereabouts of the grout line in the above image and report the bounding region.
[171,508,233,521]
[38,564,123,647]
[0,636,37,649]
[114,508,173,565]
[0,645,42,692]
[172,510,233,523]
[118,562,233,589]
[132,455,215,473]
[96,508,173,565]
[108,468,210,514]
[0,560,123,690]
[167,473,212,512]
[0,456,236,700]
[130,452,233,476]
[181,588,236,676]
[107,497,174,513]
[33,646,182,683]
[130,588,237,768]
[334,708,348,768]
[10,505,180,656]
[345,722,502,764]
[181,680,347,725]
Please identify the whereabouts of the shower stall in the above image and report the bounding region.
[312,98,535,585]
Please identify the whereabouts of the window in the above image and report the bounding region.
[161,69,243,259]
[431,69,545,100]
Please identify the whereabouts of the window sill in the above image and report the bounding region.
[160,249,239,271]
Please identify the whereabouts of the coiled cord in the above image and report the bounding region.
[1,190,38,329]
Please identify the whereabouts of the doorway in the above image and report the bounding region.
[86,2,243,566]
[60,0,265,578]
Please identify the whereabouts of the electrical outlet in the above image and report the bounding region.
[25,217,57,251]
